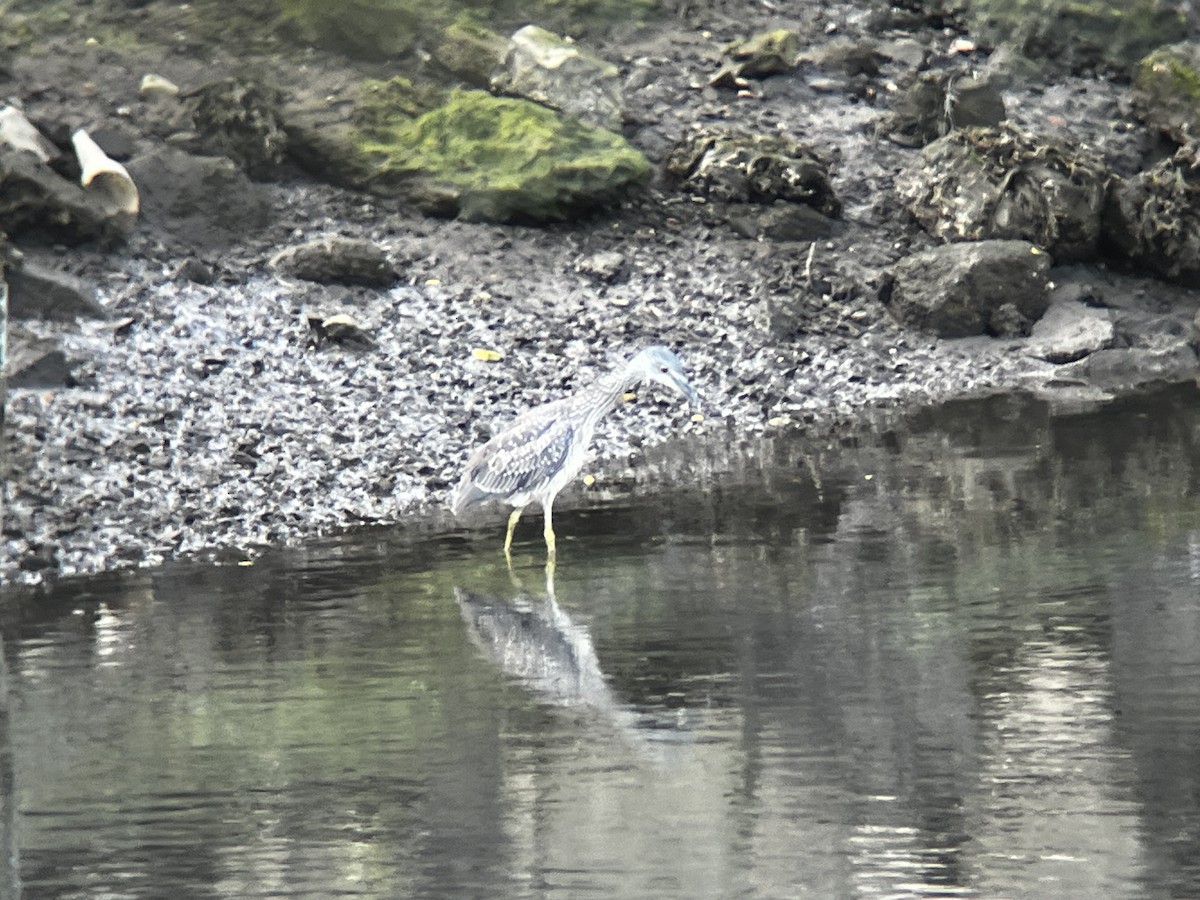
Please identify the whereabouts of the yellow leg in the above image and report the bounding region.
[504,508,522,563]
[543,501,557,564]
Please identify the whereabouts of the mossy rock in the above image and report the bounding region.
[1134,42,1200,143]
[354,76,447,132]
[967,0,1188,74]
[361,89,651,222]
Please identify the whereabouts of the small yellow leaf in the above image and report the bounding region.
[582,474,596,486]
[690,412,705,423]
[621,390,637,402]
[471,347,504,362]
[237,559,255,567]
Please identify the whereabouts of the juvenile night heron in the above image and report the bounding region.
[450,346,700,564]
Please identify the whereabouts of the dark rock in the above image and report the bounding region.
[886,239,1052,337]
[83,122,139,160]
[666,126,841,215]
[1103,142,1200,286]
[432,15,509,88]
[6,259,107,320]
[967,0,1188,75]
[1132,41,1200,143]
[282,93,375,190]
[183,78,288,179]
[307,313,375,349]
[796,37,883,78]
[174,257,215,284]
[126,146,272,249]
[271,236,395,287]
[4,327,74,388]
[882,71,1006,147]
[1056,343,1198,393]
[897,124,1108,263]
[0,147,126,243]
[727,202,837,242]
[1026,299,1115,363]
[716,29,800,82]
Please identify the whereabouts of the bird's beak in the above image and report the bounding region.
[670,372,701,408]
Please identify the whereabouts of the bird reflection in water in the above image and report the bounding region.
[455,566,616,713]
[455,567,701,756]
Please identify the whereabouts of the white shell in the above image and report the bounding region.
[72,128,140,216]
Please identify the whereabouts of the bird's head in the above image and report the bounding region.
[628,346,701,407]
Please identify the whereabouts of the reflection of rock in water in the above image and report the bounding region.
[455,585,614,712]
[0,640,19,899]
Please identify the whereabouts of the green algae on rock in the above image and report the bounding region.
[360,89,651,222]
[1133,42,1200,143]
[967,0,1187,74]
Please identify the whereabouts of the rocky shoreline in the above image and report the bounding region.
[4,0,1200,587]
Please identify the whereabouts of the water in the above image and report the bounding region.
[5,387,1200,898]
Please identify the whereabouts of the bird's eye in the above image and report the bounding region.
[660,365,670,374]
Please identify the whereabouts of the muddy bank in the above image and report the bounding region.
[3,1,1200,587]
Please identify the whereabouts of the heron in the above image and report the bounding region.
[450,346,700,564]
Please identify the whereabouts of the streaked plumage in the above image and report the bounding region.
[451,346,700,563]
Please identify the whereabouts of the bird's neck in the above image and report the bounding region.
[575,367,636,429]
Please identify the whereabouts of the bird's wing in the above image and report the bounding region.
[452,408,576,512]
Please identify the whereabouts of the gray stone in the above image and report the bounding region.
[271,236,395,287]
[432,16,508,88]
[575,250,627,282]
[4,330,73,388]
[6,260,107,321]
[887,240,1052,337]
[883,70,1007,147]
[4,320,90,389]
[0,147,127,243]
[126,147,272,249]
[719,29,801,81]
[727,202,837,242]
[492,25,626,132]
[1027,299,1114,363]
[1057,343,1199,393]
